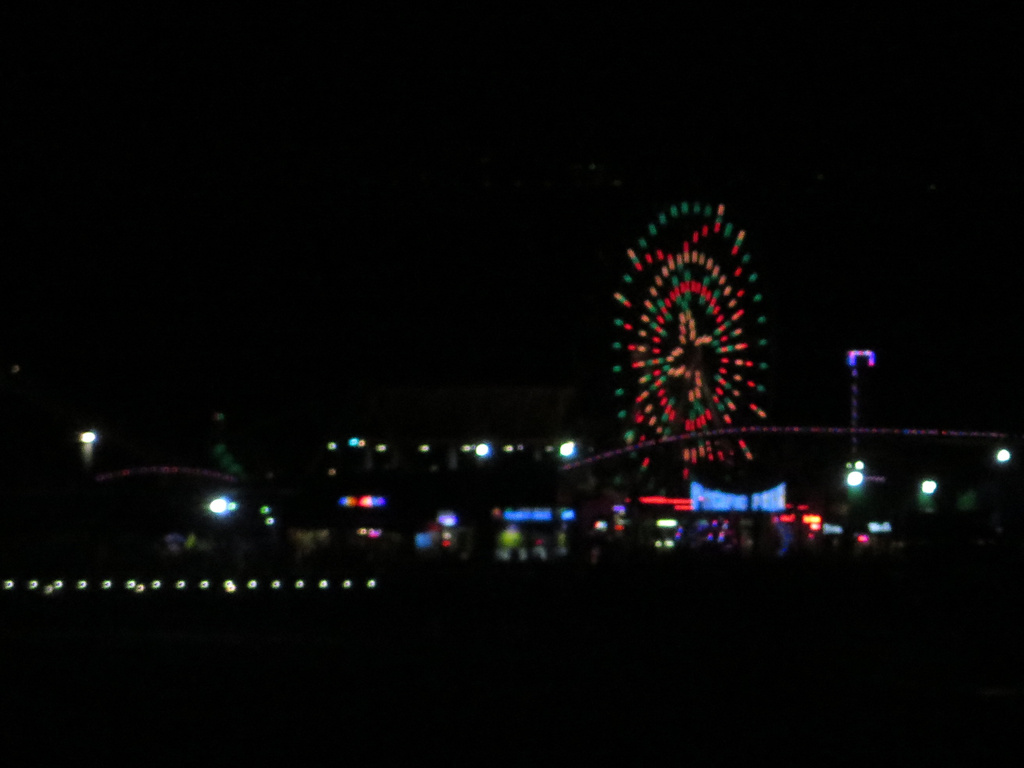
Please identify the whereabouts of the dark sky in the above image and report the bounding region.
[4,7,1022,463]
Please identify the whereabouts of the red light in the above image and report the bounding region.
[801,514,822,525]
[857,534,870,543]
[778,514,796,523]
[639,496,693,510]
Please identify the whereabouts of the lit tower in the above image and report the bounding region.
[846,350,875,454]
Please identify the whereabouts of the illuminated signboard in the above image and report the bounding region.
[502,507,574,523]
[338,495,386,508]
[690,482,748,512]
[823,523,844,535]
[867,521,892,534]
[437,512,458,527]
[751,483,787,512]
[690,482,787,513]
[503,508,553,522]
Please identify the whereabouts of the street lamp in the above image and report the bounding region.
[921,479,937,495]
[79,430,98,472]
[996,448,1011,464]
[209,497,238,516]
[845,459,865,487]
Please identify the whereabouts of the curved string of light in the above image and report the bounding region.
[95,466,240,483]
[560,426,1014,470]
[2,577,379,595]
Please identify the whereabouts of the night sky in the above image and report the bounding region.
[4,8,1022,465]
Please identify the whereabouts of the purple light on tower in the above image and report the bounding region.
[847,350,875,454]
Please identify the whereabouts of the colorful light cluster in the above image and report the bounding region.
[613,202,768,466]
[338,495,386,508]
[846,350,876,367]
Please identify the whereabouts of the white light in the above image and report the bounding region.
[77,580,88,590]
[271,580,281,589]
[209,497,230,515]
[997,448,1011,463]
[224,580,237,593]
[135,584,145,593]
[247,580,258,590]
[295,579,305,589]
[102,580,112,590]
[655,518,679,528]
[125,580,136,590]
[265,517,275,526]
[343,579,352,589]
[366,579,376,588]
[460,444,473,453]
[319,579,329,589]
[503,444,514,452]
[418,444,430,453]
[28,580,38,590]
[921,479,937,495]
[176,580,187,590]
[3,580,14,590]
[199,580,210,590]
[375,444,387,453]
[854,460,864,470]
[327,441,338,451]
[80,431,97,444]
[475,443,491,457]
[151,580,161,589]
[559,441,576,458]
[52,580,63,590]
[846,470,864,487]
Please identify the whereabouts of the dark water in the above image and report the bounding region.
[2,558,1022,764]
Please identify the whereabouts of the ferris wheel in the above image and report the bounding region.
[612,202,769,469]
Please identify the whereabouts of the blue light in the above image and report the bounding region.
[503,508,553,522]
[690,482,748,512]
[559,508,576,522]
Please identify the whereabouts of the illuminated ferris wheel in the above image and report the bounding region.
[612,202,769,469]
